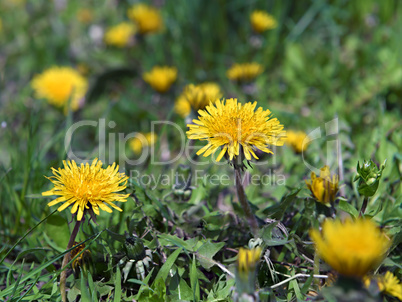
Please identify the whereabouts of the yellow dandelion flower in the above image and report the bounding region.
[76,8,93,24]
[104,22,136,47]
[365,272,402,300]
[174,96,192,118]
[130,132,157,154]
[305,166,339,204]
[227,63,264,82]
[174,82,223,117]
[310,218,391,278]
[285,130,309,153]
[250,10,277,33]
[237,247,262,276]
[31,66,88,111]
[187,98,286,161]
[127,3,163,34]
[379,272,402,300]
[143,66,177,93]
[42,158,129,221]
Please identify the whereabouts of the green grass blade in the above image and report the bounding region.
[0,210,57,266]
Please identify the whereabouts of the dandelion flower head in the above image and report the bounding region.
[367,272,402,300]
[285,130,309,153]
[174,97,192,118]
[105,22,136,47]
[227,63,264,82]
[174,82,222,117]
[42,159,129,221]
[237,247,262,276]
[187,98,286,161]
[76,8,93,24]
[130,132,157,154]
[250,10,277,33]
[143,66,177,93]
[310,218,391,278]
[127,3,163,34]
[31,66,88,111]
[305,165,339,204]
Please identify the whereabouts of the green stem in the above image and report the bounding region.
[60,219,82,302]
[359,196,369,217]
[234,168,259,237]
[313,251,320,287]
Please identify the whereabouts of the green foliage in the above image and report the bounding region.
[354,159,386,197]
[0,0,401,301]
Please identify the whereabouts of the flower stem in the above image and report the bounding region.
[313,250,320,287]
[359,196,369,217]
[60,219,81,302]
[234,168,259,237]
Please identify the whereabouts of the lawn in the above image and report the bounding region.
[0,0,401,301]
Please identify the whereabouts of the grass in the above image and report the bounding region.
[0,0,401,301]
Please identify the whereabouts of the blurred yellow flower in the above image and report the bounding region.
[174,97,192,118]
[187,98,286,161]
[76,8,93,24]
[237,247,262,277]
[305,166,339,204]
[130,132,157,154]
[286,130,309,153]
[365,272,402,300]
[250,10,277,33]
[143,66,177,93]
[42,159,129,221]
[127,3,163,34]
[174,83,222,117]
[310,218,391,278]
[227,63,263,82]
[31,66,88,111]
[105,22,136,47]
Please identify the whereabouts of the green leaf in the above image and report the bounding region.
[196,240,225,270]
[190,254,200,302]
[45,213,70,249]
[114,267,121,302]
[0,230,104,298]
[262,189,301,220]
[0,210,57,266]
[87,272,96,302]
[158,234,194,252]
[338,200,359,218]
[67,286,81,302]
[177,279,193,300]
[152,248,183,285]
[300,273,314,295]
[80,271,91,302]
[131,268,155,300]
[289,276,303,301]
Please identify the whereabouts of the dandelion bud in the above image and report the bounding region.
[354,159,386,197]
[305,166,339,205]
[124,236,146,261]
[236,247,262,294]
